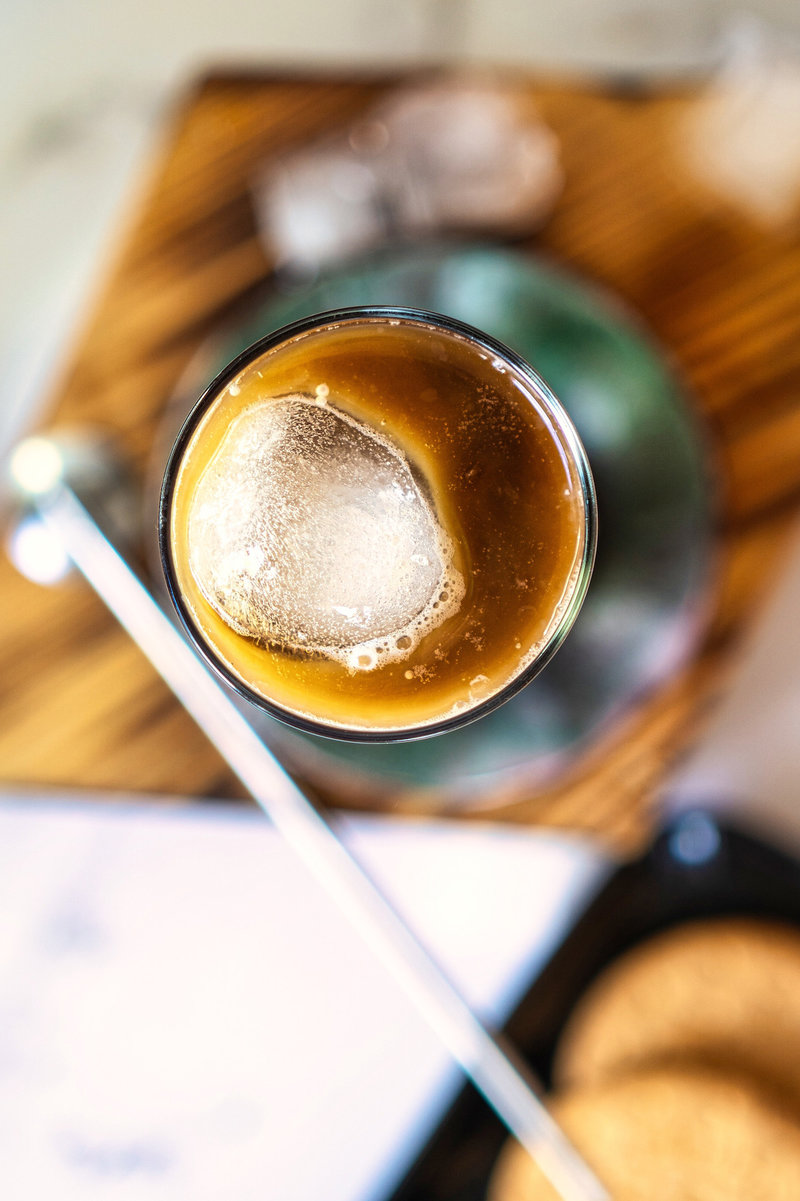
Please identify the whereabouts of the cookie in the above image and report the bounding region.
[554,918,800,1102]
[488,1065,800,1201]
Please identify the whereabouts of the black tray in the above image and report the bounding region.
[387,811,800,1201]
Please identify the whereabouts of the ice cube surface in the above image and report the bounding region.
[186,394,463,669]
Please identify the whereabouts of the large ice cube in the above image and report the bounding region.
[187,394,461,668]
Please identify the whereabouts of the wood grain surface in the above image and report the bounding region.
[2,71,800,852]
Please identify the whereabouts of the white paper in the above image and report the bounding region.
[0,794,605,1201]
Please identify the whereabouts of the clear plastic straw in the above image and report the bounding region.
[33,481,608,1201]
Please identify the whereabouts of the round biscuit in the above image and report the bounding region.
[554,918,800,1101]
[489,1065,800,1201]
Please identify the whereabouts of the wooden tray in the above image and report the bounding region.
[3,71,800,852]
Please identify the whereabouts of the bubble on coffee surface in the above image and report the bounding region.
[187,392,464,670]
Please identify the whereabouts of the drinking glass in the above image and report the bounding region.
[159,304,597,743]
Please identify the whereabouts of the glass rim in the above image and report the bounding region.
[158,305,598,744]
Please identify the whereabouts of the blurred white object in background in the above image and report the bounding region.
[259,79,563,273]
[679,19,800,225]
[0,795,605,1201]
[670,519,800,848]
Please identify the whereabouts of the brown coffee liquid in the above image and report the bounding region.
[168,316,588,733]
